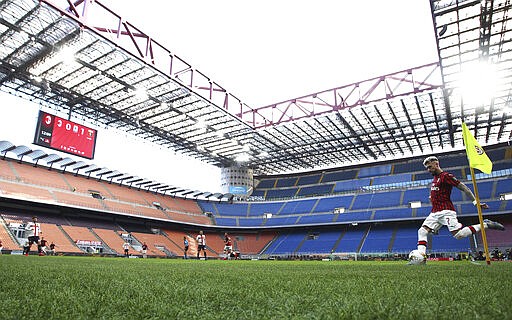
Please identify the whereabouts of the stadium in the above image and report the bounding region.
[1,0,512,319]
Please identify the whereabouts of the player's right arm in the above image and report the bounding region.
[456,182,489,209]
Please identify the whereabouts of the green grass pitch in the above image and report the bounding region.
[1,255,511,319]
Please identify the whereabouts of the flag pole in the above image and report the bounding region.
[468,166,491,265]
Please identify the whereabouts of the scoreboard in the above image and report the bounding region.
[33,111,97,159]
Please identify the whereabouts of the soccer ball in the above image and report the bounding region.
[408,250,426,265]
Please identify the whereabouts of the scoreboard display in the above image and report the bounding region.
[33,111,97,159]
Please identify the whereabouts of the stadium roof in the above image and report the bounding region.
[0,0,511,176]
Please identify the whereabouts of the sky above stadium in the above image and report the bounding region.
[0,1,439,193]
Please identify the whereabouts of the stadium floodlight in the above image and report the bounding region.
[135,88,148,100]
[196,120,206,128]
[56,46,77,65]
[31,75,42,83]
[455,61,498,107]
[410,201,422,208]
[235,153,250,162]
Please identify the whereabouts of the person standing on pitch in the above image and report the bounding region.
[141,242,148,258]
[183,236,189,259]
[24,216,43,256]
[223,232,233,260]
[49,241,56,256]
[196,230,207,260]
[123,241,130,258]
[416,156,505,259]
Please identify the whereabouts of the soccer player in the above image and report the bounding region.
[122,241,130,258]
[223,232,233,260]
[141,242,148,258]
[196,230,207,260]
[49,241,56,256]
[183,236,189,259]
[415,156,505,261]
[24,216,43,256]
[39,237,48,256]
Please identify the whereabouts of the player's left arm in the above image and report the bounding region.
[456,182,489,209]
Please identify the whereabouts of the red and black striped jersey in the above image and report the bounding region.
[429,171,460,212]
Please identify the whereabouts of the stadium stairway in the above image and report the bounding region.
[0,219,20,251]
[387,227,399,252]
[331,230,347,253]
[88,227,116,254]
[293,234,308,255]
[58,225,83,253]
[259,234,278,255]
[162,230,191,255]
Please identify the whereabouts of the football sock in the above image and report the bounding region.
[453,225,480,239]
[417,227,428,254]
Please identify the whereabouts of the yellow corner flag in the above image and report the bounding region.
[462,122,493,174]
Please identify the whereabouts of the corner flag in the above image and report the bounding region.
[461,122,493,174]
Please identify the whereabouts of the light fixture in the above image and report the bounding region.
[135,89,148,100]
[58,47,76,65]
[333,207,345,214]
[235,153,250,162]
[410,201,421,208]
[455,60,498,107]
[500,193,512,201]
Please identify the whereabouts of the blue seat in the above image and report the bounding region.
[297,214,334,224]
[415,206,432,217]
[393,161,420,174]
[334,178,371,192]
[297,184,334,196]
[280,199,317,215]
[248,202,285,216]
[358,164,392,178]
[313,195,354,213]
[250,189,265,198]
[265,188,298,199]
[265,216,299,226]
[336,211,372,222]
[264,232,305,254]
[256,179,276,188]
[391,226,418,253]
[297,174,321,186]
[403,188,428,204]
[322,170,358,183]
[276,177,298,188]
[298,231,342,254]
[238,218,264,227]
[430,228,470,252]
[215,217,237,226]
[216,203,248,216]
[197,200,217,215]
[496,178,512,195]
[334,228,366,252]
[373,173,412,186]
[351,191,401,209]
[374,208,413,220]
[360,226,394,253]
